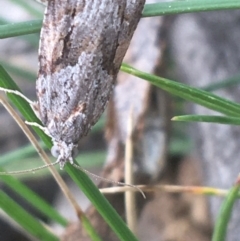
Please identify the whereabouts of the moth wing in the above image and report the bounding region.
[36,0,144,135]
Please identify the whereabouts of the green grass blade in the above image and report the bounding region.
[79,215,103,241]
[0,20,42,39]
[2,1,240,39]
[143,0,240,17]
[0,17,39,45]
[172,115,240,125]
[66,164,139,241]
[121,64,240,117]
[212,182,240,241]
[0,167,67,226]
[0,191,58,241]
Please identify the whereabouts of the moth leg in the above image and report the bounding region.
[69,156,74,165]
[25,121,50,136]
[0,87,41,119]
[0,87,35,105]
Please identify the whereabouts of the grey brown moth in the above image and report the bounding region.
[0,0,146,169]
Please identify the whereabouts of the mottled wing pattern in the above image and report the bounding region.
[36,0,145,142]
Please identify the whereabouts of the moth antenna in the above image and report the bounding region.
[0,160,60,175]
[72,163,146,199]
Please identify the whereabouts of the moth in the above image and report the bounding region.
[1,0,146,169]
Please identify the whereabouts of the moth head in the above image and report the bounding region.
[51,142,78,169]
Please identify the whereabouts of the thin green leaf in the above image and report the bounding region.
[0,20,42,39]
[66,164,139,241]
[0,167,67,226]
[172,115,240,125]
[121,64,240,117]
[0,191,58,241]
[80,215,103,241]
[212,182,240,241]
[143,0,240,17]
[0,17,39,45]
[2,1,240,39]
